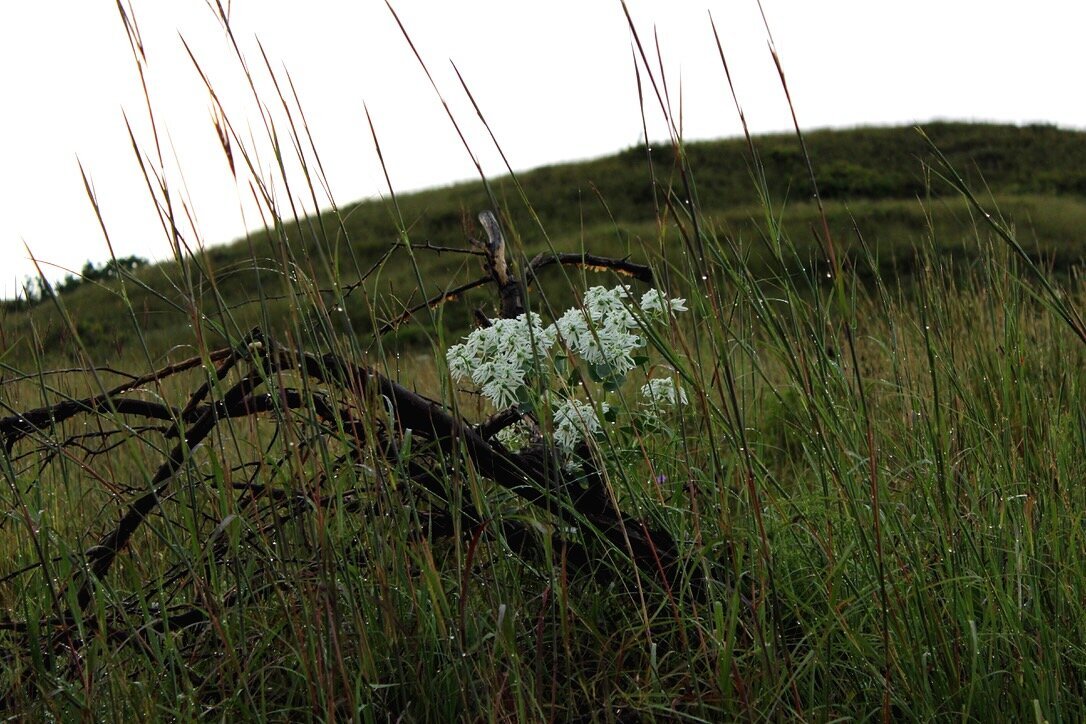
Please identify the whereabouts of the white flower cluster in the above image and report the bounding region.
[447,287,687,410]
[552,397,609,451]
[552,286,687,378]
[639,288,689,317]
[554,298,639,377]
[447,286,689,463]
[640,376,689,408]
[446,312,556,408]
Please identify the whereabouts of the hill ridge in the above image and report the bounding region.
[4,121,1086,359]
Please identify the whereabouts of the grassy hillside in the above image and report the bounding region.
[4,121,1086,363]
[4,114,1086,719]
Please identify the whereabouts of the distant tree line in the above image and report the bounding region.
[2,256,148,311]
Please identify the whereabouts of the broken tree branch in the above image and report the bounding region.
[375,210,654,335]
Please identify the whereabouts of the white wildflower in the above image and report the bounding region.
[551,286,643,377]
[639,288,688,317]
[638,289,667,315]
[478,361,524,409]
[446,343,474,381]
[553,307,593,353]
[640,376,688,408]
[446,312,555,407]
[591,326,640,376]
[552,397,609,451]
[583,285,634,327]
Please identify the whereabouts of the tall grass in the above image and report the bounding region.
[2,3,1086,721]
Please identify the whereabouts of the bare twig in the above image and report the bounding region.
[526,251,654,284]
[375,212,654,336]
[375,275,493,336]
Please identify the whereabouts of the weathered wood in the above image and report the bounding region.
[377,210,654,334]
[476,210,526,319]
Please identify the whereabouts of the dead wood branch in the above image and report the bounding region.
[475,210,526,319]
[1,330,687,621]
[1,210,700,673]
[1,346,238,453]
[526,251,654,284]
[376,210,654,335]
[74,369,265,609]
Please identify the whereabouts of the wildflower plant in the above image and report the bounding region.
[552,397,610,452]
[446,312,556,408]
[446,284,689,463]
[641,375,689,410]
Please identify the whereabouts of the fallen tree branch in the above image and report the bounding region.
[262,339,687,594]
[1,346,237,453]
[73,368,264,609]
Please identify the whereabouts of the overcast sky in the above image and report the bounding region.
[1,1,1083,298]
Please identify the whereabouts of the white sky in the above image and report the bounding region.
[1,1,1083,298]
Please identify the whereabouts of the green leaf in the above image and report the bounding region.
[515,386,535,413]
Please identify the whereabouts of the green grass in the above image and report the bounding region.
[4,121,1086,365]
[2,8,1086,721]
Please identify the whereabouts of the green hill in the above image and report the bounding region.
[4,121,1086,363]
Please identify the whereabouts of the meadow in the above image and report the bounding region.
[2,10,1086,722]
